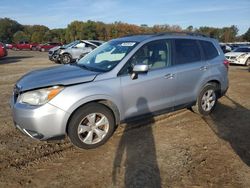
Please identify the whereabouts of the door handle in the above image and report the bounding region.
[164,73,175,79]
[200,66,208,71]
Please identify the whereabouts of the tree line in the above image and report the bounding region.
[0,17,249,44]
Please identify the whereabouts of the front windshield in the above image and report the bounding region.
[63,41,79,48]
[233,47,250,52]
[77,40,138,72]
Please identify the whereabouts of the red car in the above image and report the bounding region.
[0,42,8,58]
[36,42,62,52]
[11,41,39,50]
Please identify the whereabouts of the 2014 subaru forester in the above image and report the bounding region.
[10,32,229,149]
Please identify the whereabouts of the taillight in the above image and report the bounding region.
[223,59,229,70]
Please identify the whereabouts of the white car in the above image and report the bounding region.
[225,47,250,66]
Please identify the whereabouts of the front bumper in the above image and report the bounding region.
[10,96,70,140]
[48,54,60,62]
[226,57,246,65]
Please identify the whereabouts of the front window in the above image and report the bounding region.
[120,40,172,75]
[77,41,138,72]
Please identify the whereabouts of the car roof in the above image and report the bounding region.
[112,32,211,43]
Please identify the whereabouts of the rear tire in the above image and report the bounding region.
[67,103,116,149]
[191,83,218,116]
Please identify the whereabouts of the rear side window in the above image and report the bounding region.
[174,39,201,65]
[200,40,219,60]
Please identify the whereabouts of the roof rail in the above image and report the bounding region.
[122,32,208,38]
[154,32,208,38]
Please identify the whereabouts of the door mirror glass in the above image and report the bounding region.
[130,64,149,80]
[133,64,149,73]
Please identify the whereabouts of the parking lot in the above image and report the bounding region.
[0,50,250,187]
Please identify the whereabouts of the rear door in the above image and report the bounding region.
[173,39,209,106]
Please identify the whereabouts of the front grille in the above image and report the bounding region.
[226,56,236,60]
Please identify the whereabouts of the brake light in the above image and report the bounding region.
[223,59,229,70]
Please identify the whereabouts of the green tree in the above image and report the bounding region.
[24,25,49,42]
[221,25,238,42]
[13,31,30,42]
[243,27,250,41]
[186,25,194,32]
[0,17,23,43]
[51,28,66,43]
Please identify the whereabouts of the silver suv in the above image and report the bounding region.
[10,33,229,149]
[48,40,104,64]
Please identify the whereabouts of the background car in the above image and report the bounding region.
[5,43,13,49]
[36,42,62,52]
[49,40,104,64]
[11,41,39,50]
[0,42,8,58]
[220,44,232,53]
[225,46,250,66]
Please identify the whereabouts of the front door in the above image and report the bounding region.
[120,39,177,119]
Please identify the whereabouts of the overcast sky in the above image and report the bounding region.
[0,0,249,34]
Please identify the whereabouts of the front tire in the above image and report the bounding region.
[245,58,250,66]
[191,83,218,116]
[67,103,116,149]
[61,54,72,64]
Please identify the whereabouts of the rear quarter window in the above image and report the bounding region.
[200,40,219,60]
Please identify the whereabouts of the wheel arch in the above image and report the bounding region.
[207,79,222,96]
[207,79,221,89]
[62,52,72,58]
[65,99,120,134]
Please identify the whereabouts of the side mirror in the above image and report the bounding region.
[131,64,149,80]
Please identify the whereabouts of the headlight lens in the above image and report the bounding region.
[237,53,247,59]
[17,86,64,106]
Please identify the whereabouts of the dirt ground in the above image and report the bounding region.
[0,50,250,188]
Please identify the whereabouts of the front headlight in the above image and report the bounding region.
[237,53,247,59]
[17,86,64,106]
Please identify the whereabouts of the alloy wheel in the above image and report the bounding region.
[77,113,109,145]
[201,89,216,111]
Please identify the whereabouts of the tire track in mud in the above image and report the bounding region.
[1,110,188,172]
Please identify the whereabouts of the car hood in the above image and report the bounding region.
[225,52,247,57]
[16,64,98,91]
[49,46,61,52]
